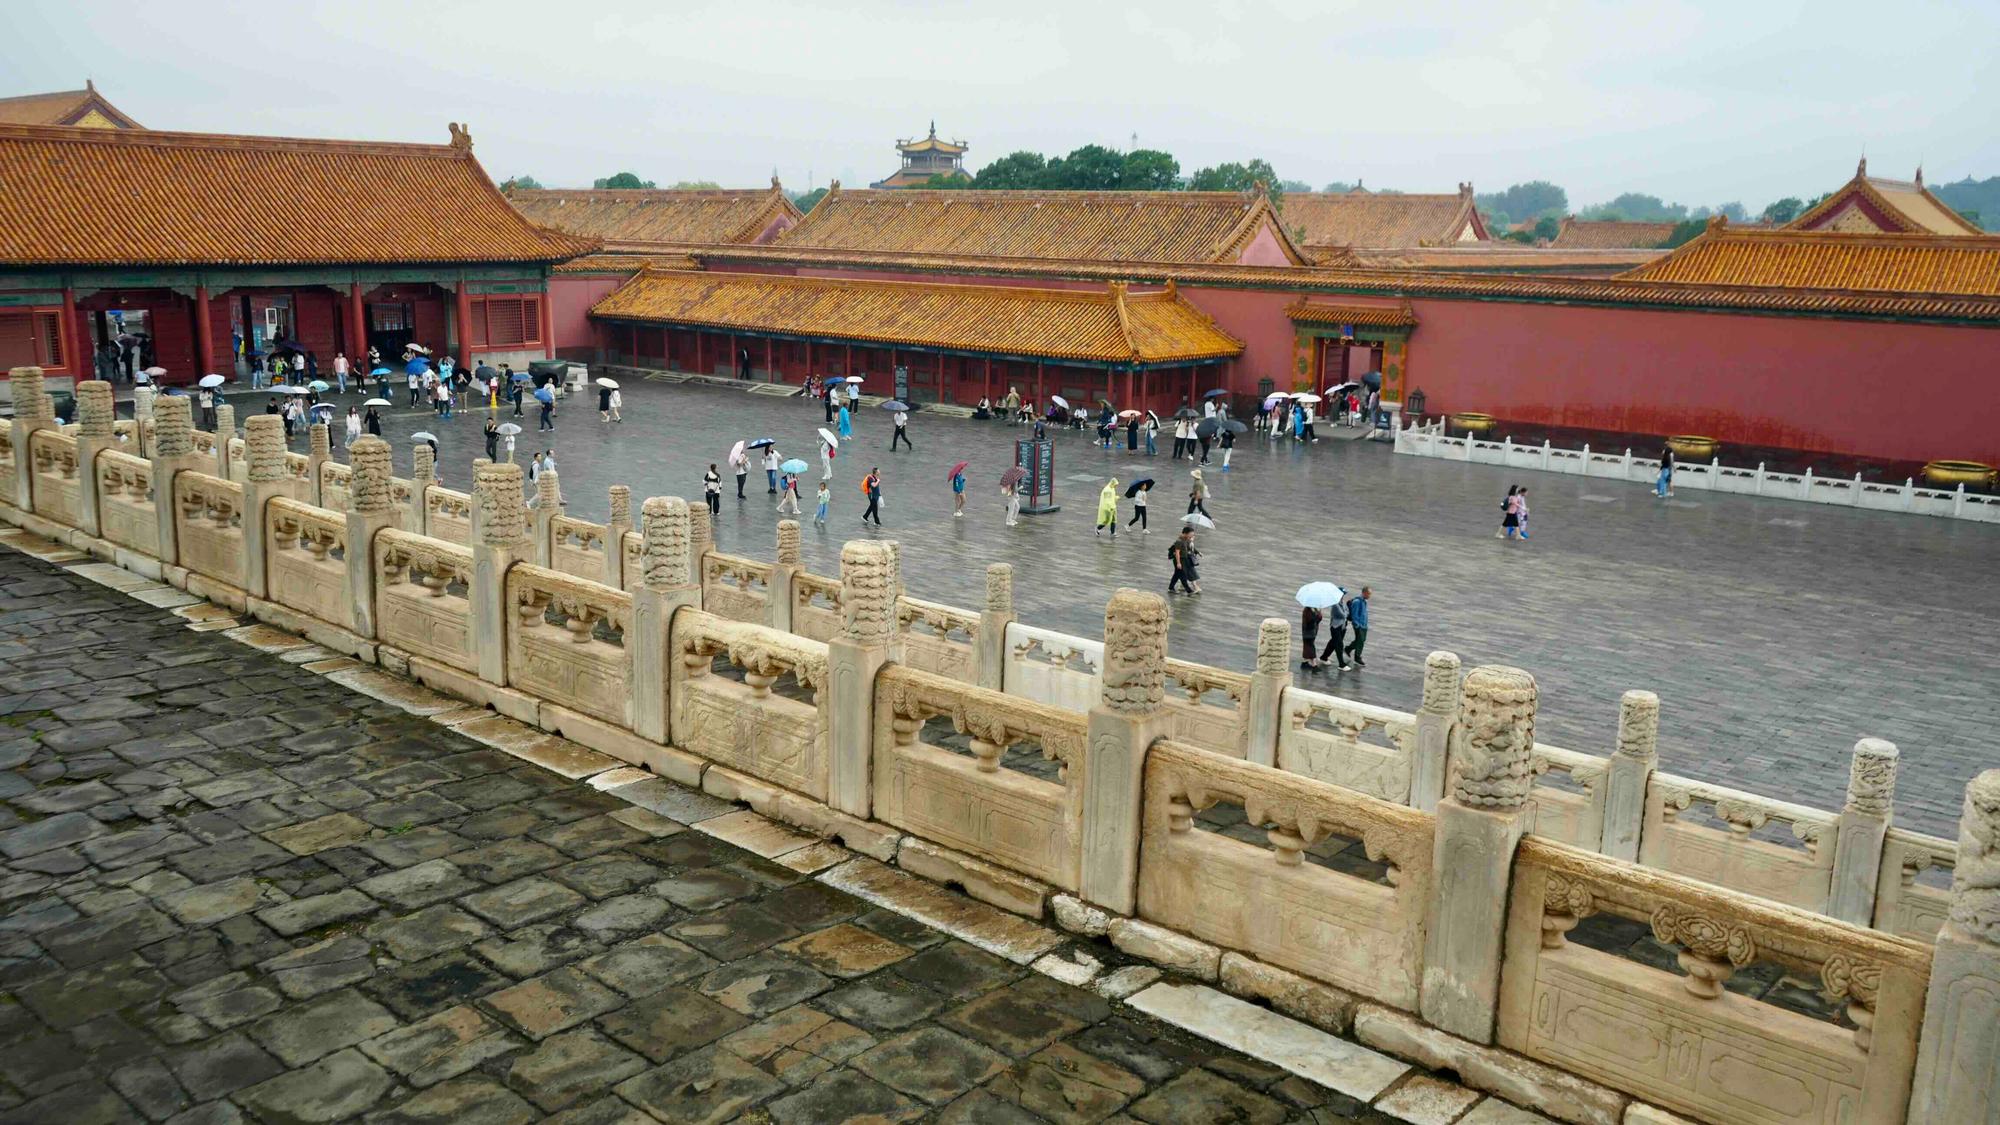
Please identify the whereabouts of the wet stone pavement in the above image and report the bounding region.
[282,375,2000,837]
[0,547,1416,1123]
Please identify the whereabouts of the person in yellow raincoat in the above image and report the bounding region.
[1094,478,1120,538]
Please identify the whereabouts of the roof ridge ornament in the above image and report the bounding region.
[1857,155,1867,178]
[448,122,472,152]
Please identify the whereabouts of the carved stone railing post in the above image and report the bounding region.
[1411,651,1461,812]
[1828,738,1898,925]
[1912,769,2000,1122]
[1081,588,1172,915]
[1245,618,1291,768]
[148,395,202,566]
[604,485,632,588]
[406,443,435,533]
[976,563,1014,691]
[306,423,331,506]
[631,497,698,747]
[343,436,397,639]
[7,366,54,512]
[529,468,560,566]
[767,520,800,633]
[1421,664,1537,1044]
[689,505,713,576]
[238,416,291,599]
[1599,690,1659,861]
[827,540,901,818]
[470,462,529,686]
[72,380,114,538]
[211,403,236,479]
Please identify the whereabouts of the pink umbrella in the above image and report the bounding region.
[728,439,746,466]
[946,460,969,481]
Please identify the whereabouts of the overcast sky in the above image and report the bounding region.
[6,0,1996,210]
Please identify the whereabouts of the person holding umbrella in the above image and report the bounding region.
[1187,468,1211,520]
[535,381,556,432]
[1126,479,1152,532]
[861,467,883,526]
[1095,479,1120,538]
[1295,582,1342,670]
[763,445,781,493]
[364,404,382,437]
[704,464,722,515]
[731,444,749,499]
[889,404,912,452]
[1144,411,1159,456]
[999,465,1025,526]
[819,429,838,480]
[1168,527,1201,595]
[1220,422,1237,471]
[948,461,968,518]
[777,470,802,515]
[598,378,617,423]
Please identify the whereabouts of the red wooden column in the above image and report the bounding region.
[982,358,992,403]
[454,285,474,364]
[193,286,215,377]
[695,331,705,374]
[805,340,813,376]
[1035,361,1044,406]
[347,283,367,362]
[764,339,773,382]
[59,286,80,381]
[537,287,554,359]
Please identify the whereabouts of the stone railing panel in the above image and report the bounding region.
[426,486,473,546]
[375,530,477,672]
[0,430,17,501]
[897,595,979,682]
[266,497,349,628]
[96,449,155,552]
[1278,686,1416,803]
[28,429,81,526]
[875,664,1086,891]
[319,461,352,511]
[1528,743,1610,851]
[173,471,246,588]
[672,609,830,800]
[619,529,644,594]
[1142,739,1434,1010]
[1641,773,1839,913]
[1871,828,1956,942]
[550,514,609,583]
[1501,836,1931,1125]
[1002,622,1101,712]
[791,570,842,642]
[702,551,772,624]
[506,563,632,727]
[1163,658,1251,757]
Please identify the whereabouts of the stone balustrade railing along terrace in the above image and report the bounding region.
[4,370,1993,1125]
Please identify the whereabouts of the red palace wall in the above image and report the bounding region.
[551,277,625,361]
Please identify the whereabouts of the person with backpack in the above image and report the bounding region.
[1496,485,1518,539]
[1167,528,1201,595]
[1345,587,1371,668]
[861,468,883,526]
[1318,595,1351,671]
[777,473,801,515]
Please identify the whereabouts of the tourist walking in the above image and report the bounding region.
[763,447,780,493]
[600,383,615,423]
[890,409,912,451]
[704,464,722,516]
[824,381,837,424]
[1187,469,1211,519]
[1516,487,1531,539]
[861,468,883,526]
[1002,481,1021,527]
[1318,597,1351,671]
[814,480,829,526]
[344,406,361,449]
[1500,485,1526,540]
[537,389,554,433]
[484,417,499,460]
[777,473,801,515]
[1144,412,1159,456]
[821,438,835,480]
[1655,448,1675,498]
[1128,481,1150,532]
[1219,425,1235,471]
[363,406,381,437]
[332,351,349,394]
[407,367,422,407]
[732,451,748,499]
[837,402,853,440]
[1095,479,1119,538]
[1345,587,1371,667]
[950,465,966,518]
[1300,604,1325,670]
[1167,528,1201,595]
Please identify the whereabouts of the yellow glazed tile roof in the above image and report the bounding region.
[552,252,702,274]
[1285,301,1418,329]
[590,270,1243,365]
[0,123,595,266]
[0,83,142,128]
[1346,246,1664,274]
[775,185,1304,265]
[1790,161,1983,236]
[1551,219,1678,249]
[1617,223,2000,296]
[506,184,801,248]
[1278,187,1487,250]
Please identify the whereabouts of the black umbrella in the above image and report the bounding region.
[1363,371,1383,390]
[1124,478,1154,498]
[1223,419,1248,434]
[1174,407,1199,419]
[1202,388,1229,399]
[475,364,498,379]
[1196,419,1218,439]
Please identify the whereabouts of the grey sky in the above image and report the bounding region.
[5,0,1996,210]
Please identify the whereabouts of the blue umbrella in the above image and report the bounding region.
[511,372,533,383]
[780,459,808,474]
[1202,388,1230,399]
[404,357,429,376]
[1295,582,1344,609]
[370,366,390,376]
[745,437,776,449]
[533,386,555,404]
[880,400,910,412]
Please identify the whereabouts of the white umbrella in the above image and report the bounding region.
[1292,393,1323,404]
[410,431,437,442]
[405,344,431,355]
[497,422,522,436]
[1050,394,1071,410]
[1181,513,1216,529]
[1326,381,1361,397]
[198,373,226,388]
[1295,582,1344,608]
[595,377,620,389]
[143,366,167,377]
[817,427,839,449]
[277,385,312,395]
[363,397,391,407]
[1264,392,1290,405]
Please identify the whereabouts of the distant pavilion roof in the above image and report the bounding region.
[591,269,1244,366]
[1617,221,2000,296]
[505,182,801,250]
[1550,218,1678,249]
[898,123,967,154]
[0,122,595,267]
[0,81,142,129]
[1278,186,1488,253]
[1789,159,1983,236]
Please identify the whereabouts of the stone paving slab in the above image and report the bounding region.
[0,541,1567,1123]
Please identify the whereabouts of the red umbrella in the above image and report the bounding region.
[999,466,1027,488]
[947,460,970,481]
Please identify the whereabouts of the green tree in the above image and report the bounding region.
[1476,181,1568,228]
[664,180,722,190]
[1044,145,1127,190]
[1533,214,1561,242]
[922,173,973,188]
[1717,201,1749,222]
[791,187,829,213]
[972,151,1049,189]
[1187,158,1280,195]
[1759,197,1804,224]
[1277,179,1313,194]
[1121,149,1181,191]
[1932,175,2000,231]
[1581,193,1685,222]
[500,174,543,191]
[1321,181,1359,193]
[593,172,657,189]
[1659,218,1709,248]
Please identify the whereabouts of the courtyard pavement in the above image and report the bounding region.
[0,546,1462,1124]
[278,376,1999,837]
